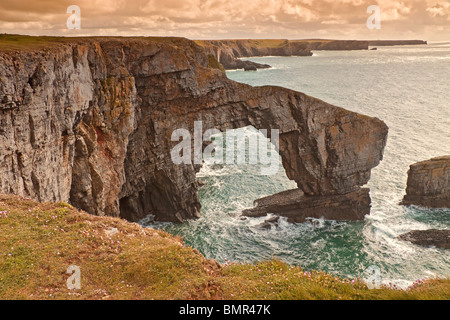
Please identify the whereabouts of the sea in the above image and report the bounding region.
[141,42,450,288]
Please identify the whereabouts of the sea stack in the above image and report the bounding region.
[401,156,450,208]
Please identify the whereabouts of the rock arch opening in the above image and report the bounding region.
[0,37,387,226]
[195,125,298,217]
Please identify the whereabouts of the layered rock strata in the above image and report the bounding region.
[0,35,388,223]
[401,156,450,208]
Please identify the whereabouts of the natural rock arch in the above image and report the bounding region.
[117,68,388,222]
[0,37,388,223]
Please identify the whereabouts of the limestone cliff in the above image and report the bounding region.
[401,156,450,208]
[0,35,388,223]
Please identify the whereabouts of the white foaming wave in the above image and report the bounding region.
[378,269,446,290]
[197,164,244,178]
[310,238,327,250]
[138,214,172,229]
[138,214,155,226]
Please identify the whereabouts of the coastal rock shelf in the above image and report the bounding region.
[0,35,388,222]
[401,156,450,209]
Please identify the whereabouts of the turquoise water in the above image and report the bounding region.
[142,42,450,287]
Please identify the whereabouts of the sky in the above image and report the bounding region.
[1,0,450,41]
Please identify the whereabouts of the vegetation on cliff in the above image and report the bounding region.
[0,194,448,300]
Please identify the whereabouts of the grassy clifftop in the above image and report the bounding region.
[0,34,188,51]
[0,193,448,300]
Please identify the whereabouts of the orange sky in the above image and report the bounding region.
[1,0,449,40]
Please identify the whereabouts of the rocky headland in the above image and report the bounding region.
[196,39,427,70]
[401,156,450,208]
[0,34,388,223]
[367,40,427,47]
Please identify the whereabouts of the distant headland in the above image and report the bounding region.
[195,39,428,70]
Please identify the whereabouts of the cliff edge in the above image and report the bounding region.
[2,193,448,300]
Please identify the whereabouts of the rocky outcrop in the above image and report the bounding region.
[305,40,369,51]
[401,156,450,208]
[0,35,388,223]
[399,229,450,249]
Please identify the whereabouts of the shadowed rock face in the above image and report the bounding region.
[401,156,450,208]
[0,37,388,223]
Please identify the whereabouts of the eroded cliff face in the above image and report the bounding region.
[0,36,388,223]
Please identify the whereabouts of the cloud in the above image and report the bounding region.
[0,0,449,40]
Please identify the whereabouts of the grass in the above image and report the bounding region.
[0,193,449,300]
[0,34,69,50]
[0,34,189,51]
[0,34,366,53]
